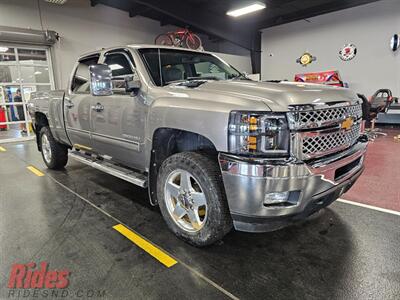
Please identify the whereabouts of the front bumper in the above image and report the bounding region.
[218,139,368,232]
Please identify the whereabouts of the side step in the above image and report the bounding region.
[68,151,147,188]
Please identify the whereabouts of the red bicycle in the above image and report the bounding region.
[155,28,202,50]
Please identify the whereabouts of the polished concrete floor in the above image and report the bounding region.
[0,141,399,299]
[344,128,400,211]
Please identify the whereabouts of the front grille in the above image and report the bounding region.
[288,103,363,160]
[288,104,363,130]
[298,122,361,159]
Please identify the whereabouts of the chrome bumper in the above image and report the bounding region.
[218,140,368,232]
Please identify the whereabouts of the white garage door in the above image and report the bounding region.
[0,44,55,143]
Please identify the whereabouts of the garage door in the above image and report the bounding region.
[0,44,55,143]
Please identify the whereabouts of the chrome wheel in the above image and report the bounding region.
[41,133,52,163]
[164,169,208,233]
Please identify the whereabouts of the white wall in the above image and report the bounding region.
[0,0,252,88]
[261,0,400,97]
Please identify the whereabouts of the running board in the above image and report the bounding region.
[68,151,147,188]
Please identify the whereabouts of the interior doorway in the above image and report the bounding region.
[0,44,55,143]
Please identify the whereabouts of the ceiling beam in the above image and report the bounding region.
[257,0,382,29]
[124,0,257,51]
[129,5,151,18]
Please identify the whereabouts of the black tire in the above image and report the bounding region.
[155,34,174,46]
[157,152,232,247]
[39,126,68,170]
[185,34,202,50]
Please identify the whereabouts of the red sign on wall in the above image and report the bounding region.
[294,70,344,87]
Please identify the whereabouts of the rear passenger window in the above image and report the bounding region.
[104,53,133,77]
[71,55,100,94]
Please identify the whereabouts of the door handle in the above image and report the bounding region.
[91,103,104,112]
[65,101,74,108]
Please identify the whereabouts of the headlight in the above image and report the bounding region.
[228,111,289,157]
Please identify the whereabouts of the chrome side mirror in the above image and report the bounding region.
[89,64,113,96]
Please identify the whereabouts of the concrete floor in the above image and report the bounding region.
[0,141,399,299]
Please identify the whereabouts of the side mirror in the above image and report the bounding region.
[89,64,113,96]
[124,70,141,94]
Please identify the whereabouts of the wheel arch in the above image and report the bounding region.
[148,127,219,206]
[34,112,49,151]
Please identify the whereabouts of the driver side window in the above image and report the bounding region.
[104,53,133,77]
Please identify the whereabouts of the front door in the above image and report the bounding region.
[64,54,100,151]
[90,50,146,170]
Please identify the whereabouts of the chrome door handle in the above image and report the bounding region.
[91,103,104,112]
[65,101,74,108]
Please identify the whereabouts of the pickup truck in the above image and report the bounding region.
[28,45,368,246]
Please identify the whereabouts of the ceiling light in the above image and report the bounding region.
[227,2,266,17]
[0,47,9,52]
[44,0,68,5]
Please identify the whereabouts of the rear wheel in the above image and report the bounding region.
[155,34,174,46]
[40,126,68,170]
[157,152,232,246]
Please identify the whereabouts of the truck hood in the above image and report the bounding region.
[191,80,359,111]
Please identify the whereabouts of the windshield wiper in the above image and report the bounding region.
[186,76,220,81]
[164,76,219,88]
[231,73,251,80]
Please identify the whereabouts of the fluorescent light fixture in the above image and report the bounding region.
[109,64,123,71]
[227,2,266,17]
[0,47,9,52]
[44,0,67,4]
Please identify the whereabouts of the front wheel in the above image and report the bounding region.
[185,34,202,50]
[157,152,232,247]
[40,126,68,170]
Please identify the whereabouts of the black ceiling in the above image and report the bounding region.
[90,0,382,51]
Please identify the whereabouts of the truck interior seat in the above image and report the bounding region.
[162,67,183,83]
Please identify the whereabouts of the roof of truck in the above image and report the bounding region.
[79,44,207,59]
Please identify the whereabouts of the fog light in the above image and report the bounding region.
[264,192,290,204]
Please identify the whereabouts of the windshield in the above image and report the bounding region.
[138,48,243,86]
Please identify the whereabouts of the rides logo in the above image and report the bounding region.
[7,262,70,289]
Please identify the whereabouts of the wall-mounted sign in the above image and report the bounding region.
[296,52,316,66]
[390,34,399,51]
[294,70,343,87]
[339,44,357,61]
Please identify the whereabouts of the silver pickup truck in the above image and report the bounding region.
[28,45,368,246]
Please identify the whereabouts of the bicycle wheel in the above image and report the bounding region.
[155,34,173,46]
[185,34,202,50]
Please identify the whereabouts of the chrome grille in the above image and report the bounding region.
[288,104,363,130]
[292,122,361,160]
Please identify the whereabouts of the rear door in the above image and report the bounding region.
[64,54,100,151]
[90,49,147,169]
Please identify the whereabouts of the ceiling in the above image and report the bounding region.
[90,0,382,51]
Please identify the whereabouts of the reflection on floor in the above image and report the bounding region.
[344,127,400,211]
[0,124,32,141]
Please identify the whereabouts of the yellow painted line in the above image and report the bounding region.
[27,166,45,177]
[113,224,177,268]
[0,146,6,152]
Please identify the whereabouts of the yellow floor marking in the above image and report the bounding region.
[113,224,177,268]
[0,146,6,152]
[27,166,45,177]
